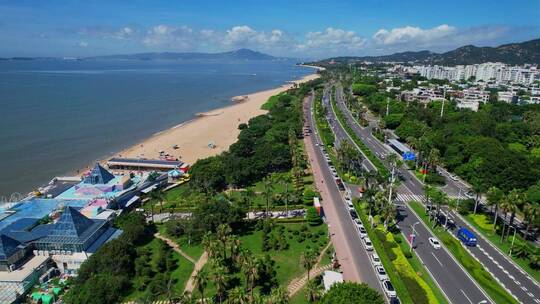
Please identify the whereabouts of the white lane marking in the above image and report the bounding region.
[431,252,444,266]
[534,298,540,303]
[516,281,521,285]
[528,292,534,297]
[460,289,474,304]
[521,286,528,291]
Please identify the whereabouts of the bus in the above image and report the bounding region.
[457,227,477,246]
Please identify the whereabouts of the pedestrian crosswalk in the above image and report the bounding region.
[394,193,475,203]
[395,193,424,203]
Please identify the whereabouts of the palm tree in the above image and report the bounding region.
[213,265,228,304]
[305,279,320,303]
[471,181,484,214]
[486,186,504,229]
[241,253,259,302]
[507,189,524,228]
[202,233,218,259]
[268,286,289,304]
[512,242,531,259]
[216,224,232,260]
[150,190,166,213]
[445,198,458,229]
[228,287,249,304]
[499,194,514,243]
[194,269,209,304]
[241,187,255,217]
[300,249,317,282]
[524,202,540,240]
[381,201,397,230]
[262,176,275,218]
[177,291,195,304]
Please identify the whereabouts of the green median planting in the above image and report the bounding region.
[409,201,519,304]
[356,202,443,304]
[331,100,389,177]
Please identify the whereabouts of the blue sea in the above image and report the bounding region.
[0,59,314,197]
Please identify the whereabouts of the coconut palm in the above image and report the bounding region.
[176,291,195,304]
[305,279,321,303]
[202,233,218,259]
[486,186,504,229]
[262,176,275,218]
[241,253,259,302]
[150,190,166,213]
[268,286,289,304]
[507,189,524,228]
[213,265,229,304]
[216,224,232,260]
[499,194,514,243]
[524,202,540,240]
[300,249,318,282]
[381,201,397,230]
[194,269,209,304]
[228,287,248,304]
[512,242,531,259]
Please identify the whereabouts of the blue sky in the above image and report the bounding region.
[1,0,539,58]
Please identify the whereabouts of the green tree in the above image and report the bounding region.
[262,176,275,218]
[306,207,323,226]
[319,282,384,304]
[300,249,318,282]
[486,186,504,229]
[194,269,209,304]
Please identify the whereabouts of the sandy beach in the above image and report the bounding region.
[110,72,321,166]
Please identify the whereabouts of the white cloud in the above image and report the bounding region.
[78,41,88,47]
[300,28,366,51]
[373,24,456,45]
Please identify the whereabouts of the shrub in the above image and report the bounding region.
[306,207,323,226]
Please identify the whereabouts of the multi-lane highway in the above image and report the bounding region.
[323,86,494,304]
[303,92,383,292]
[333,85,540,303]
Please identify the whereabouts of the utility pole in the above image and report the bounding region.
[410,221,420,252]
[440,88,446,118]
[386,97,390,116]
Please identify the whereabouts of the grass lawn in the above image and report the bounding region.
[156,224,204,261]
[142,183,201,212]
[124,238,195,301]
[192,221,329,300]
[239,222,328,286]
[465,213,540,283]
[409,201,519,304]
[289,286,308,304]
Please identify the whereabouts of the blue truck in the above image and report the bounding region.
[457,227,477,246]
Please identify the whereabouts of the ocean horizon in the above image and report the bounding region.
[0,59,314,198]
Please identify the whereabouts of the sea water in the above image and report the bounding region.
[0,59,314,197]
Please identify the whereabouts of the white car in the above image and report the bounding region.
[359,226,368,239]
[354,218,364,229]
[382,280,396,298]
[363,237,373,250]
[370,253,382,267]
[429,237,441,249]
[450,174,459,181]
[375,265,388,281]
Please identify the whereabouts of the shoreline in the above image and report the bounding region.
[74,71,321,175]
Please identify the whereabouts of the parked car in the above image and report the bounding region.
[464,190,475,199]
[370,253,382,266]
[375,265,388,281]
[363,237,373,250]
[349,209,358,219]
[450,174,459,181]
[359,226,368,239]
[383,280,397,298]
[354,218,364,229]
[428,237,441,249]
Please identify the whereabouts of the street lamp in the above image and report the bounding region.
[409,221,420,252]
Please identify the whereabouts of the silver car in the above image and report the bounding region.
[375,265,388,281]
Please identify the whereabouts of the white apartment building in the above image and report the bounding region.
[409,63,540,85]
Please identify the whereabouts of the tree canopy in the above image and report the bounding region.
[320,282,385,304]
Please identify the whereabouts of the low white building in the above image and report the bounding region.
[498,91,517,103]
[322,270,343,292]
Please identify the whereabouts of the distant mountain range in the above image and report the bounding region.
[319,38,540,66]
[0,48,278,61]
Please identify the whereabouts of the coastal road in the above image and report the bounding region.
[327,85,493,304]
[304,92,383,292]
[335,85,540,303]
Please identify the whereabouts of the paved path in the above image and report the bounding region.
[303,93,382,291]
[154,233,197,263]
[287,242,333,296]
[184,251,209,293]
